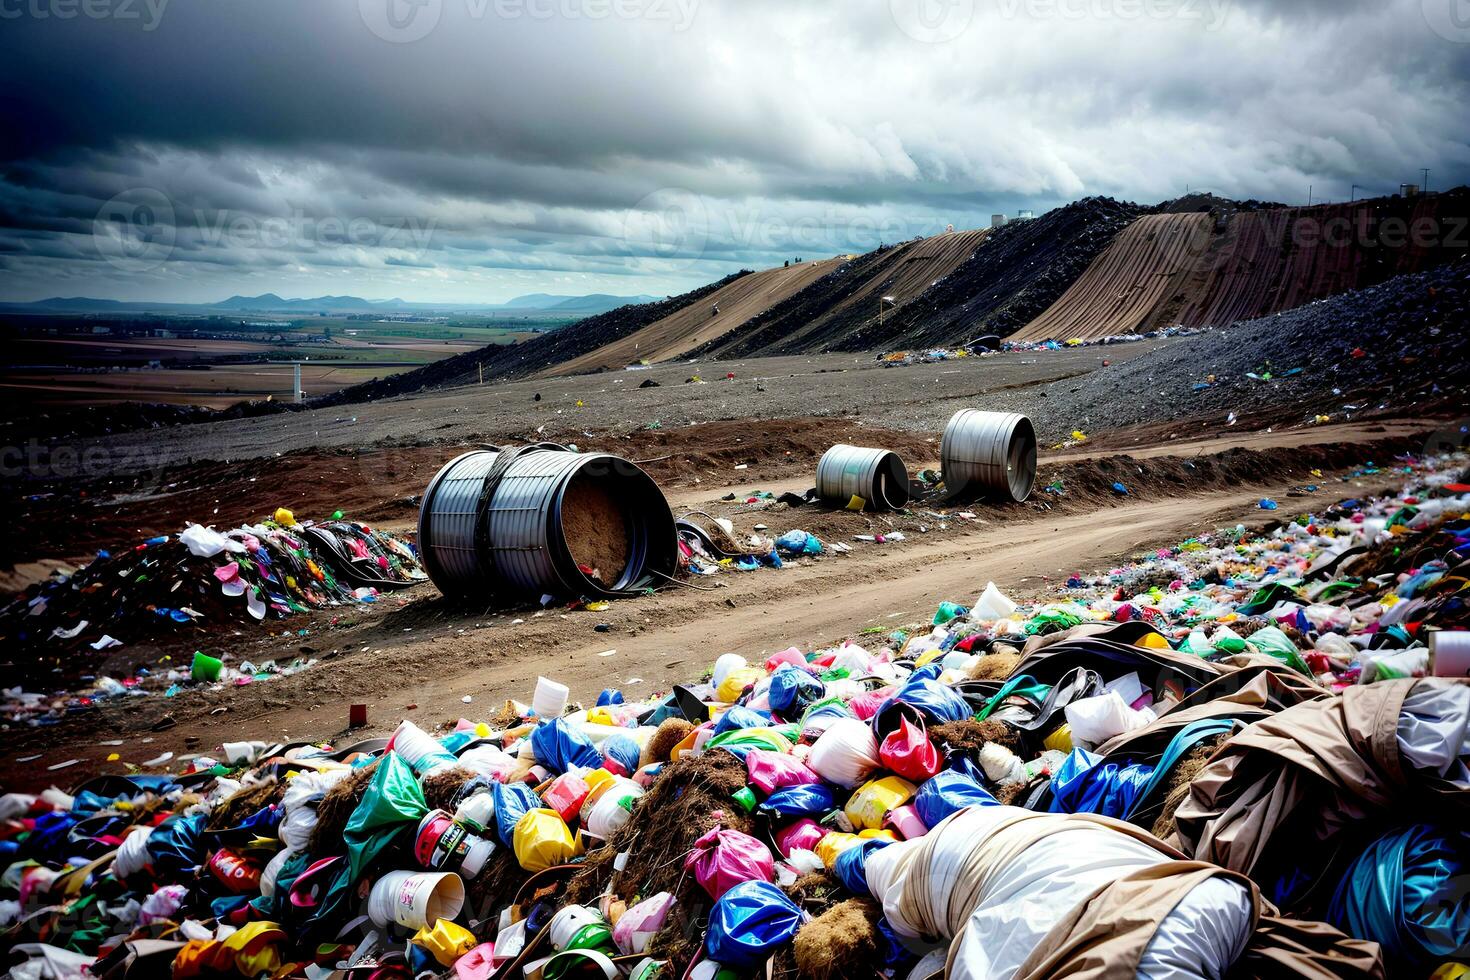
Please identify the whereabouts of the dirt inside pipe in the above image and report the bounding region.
[560,471,631,586]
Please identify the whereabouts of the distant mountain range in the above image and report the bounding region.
[1,292,662,316]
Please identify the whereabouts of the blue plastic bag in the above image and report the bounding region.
[914,770,997,828]
[145,813,208,879]
[601,734,641,777]
[705,880,804,968]
[714,705,771,736]
[1327,823,1470,970]
[531,718,602,774]
[767,664,824,716]
[492,781,541,847]
[833,837,891,894]
[776,530,822,556]
[872,669,971,737]
[758,783,837,820]
[1048,748,1154,819]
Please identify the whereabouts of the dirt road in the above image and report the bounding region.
[1,433,1406,791]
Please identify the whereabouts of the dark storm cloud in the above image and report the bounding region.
[0,0,1466,302]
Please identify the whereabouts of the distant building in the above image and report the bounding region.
[991,214,1008,228]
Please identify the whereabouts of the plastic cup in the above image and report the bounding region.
[191,651,223,682]
[389,720,458,776]
[368,870,465,930]
[533,677,570,718]
[884,804,928,840]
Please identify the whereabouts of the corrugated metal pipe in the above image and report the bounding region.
[815,444,911,511]
[417,444,677,600]
[940,410,1038,502]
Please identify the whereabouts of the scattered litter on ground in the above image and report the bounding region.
[4,454,1467,978]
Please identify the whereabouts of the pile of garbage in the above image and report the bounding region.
[678,516,838,576]
[878,326,1211,366]
[4,460,1469,978]
[0,511,426,721]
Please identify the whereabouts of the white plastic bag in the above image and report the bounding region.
[972,582,1018,621]
[1064,691,1156,748]
[808,717,881,787]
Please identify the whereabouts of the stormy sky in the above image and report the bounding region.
[1,0,1467,304]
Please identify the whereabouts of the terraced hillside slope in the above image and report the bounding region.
[543,257,842,376]
[859,197,1146,351]
[1012,190,1469,341]
[696,228,991,358]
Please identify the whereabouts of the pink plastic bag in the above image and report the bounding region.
[746,749,821,795]
[684,827,774,900]
[879,718,940,782]
[765,647,808,672]
[848,687,897,721]
[884,804,928,840]
[613,891,674,954]
[773,819,826,857]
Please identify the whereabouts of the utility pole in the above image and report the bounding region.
[1350,184,1360,203]
[1421,168,1431,193]
[1307,185,1313,207]
[478,362,483,385]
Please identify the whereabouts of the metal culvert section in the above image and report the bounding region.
[940,410,1038,502]
[417,447,677,600]
[815,444,911,511]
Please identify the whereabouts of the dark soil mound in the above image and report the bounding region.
[850,197,1147,350]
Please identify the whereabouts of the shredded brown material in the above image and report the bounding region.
[206,777,283,830]
[310,759,379,855]
[1150,734,1227,839]
[421,766,476,812]
[966,650,1021,681]
[793,898,884,980]
[932,717,1024,756]
[641,718,694,766]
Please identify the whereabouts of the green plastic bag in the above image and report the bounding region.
[1245,626,1311,675]
[344,752,428,881]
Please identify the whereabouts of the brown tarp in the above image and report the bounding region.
[1014,859,1384,980]
[1171,678,1470,880]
